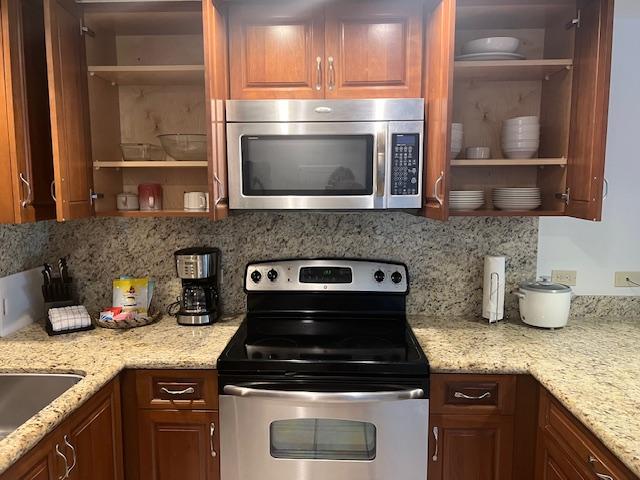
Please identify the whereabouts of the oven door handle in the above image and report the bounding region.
[223,385,425,402]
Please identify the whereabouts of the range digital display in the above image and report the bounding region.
[300,267,353,284]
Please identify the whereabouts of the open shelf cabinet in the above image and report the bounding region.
[83,1,212,216]
[423,0,613,221]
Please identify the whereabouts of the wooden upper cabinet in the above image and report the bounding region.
[422,0,455,220]
[43,0,94,221]
[324,0,423,98]
[229,3,325,99]
[0,0,56,224]
[565,0,614,221]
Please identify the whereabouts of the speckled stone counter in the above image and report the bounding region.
[0,315,639,477]
[410,315,640,477]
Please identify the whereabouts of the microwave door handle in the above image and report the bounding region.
[223,385,424,402]
[376,130,386,197]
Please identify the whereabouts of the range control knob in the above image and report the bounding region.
[391,271,403,284]
[374,270,385,283]
[250,270,262,283]
[267,269,278,281]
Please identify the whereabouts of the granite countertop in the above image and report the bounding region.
[0,315,639,477]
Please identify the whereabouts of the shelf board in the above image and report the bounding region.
[451,158,566,167]
[97,210,211,218]
[93,160,208,168]
[454,59,573,81]
[449,209,564,217]
[88,65,205,85]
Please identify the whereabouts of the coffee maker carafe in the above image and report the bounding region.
[174,247,221,325]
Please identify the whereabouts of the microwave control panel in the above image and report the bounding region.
[391,134,419,196]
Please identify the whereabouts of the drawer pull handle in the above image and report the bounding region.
[454,391,491,400]
[589,456,614,480]
[161,386,195,396]
[210,422,217,458]
[432,426,439,462]
[55,444,69,480]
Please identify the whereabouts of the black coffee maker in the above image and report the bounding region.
[174,247,221,325]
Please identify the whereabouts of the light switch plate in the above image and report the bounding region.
[614,272,640,287]
[552,270,577,286]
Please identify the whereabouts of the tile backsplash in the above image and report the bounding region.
[1,213,636,320]
[43,213,538,317]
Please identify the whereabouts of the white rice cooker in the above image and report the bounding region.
[514,278,573,329]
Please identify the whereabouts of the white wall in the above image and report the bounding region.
[537,0,640,296]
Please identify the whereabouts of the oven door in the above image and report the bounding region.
[227,122,388,210]
[220,383,429,480]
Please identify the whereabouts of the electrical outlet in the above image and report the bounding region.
[614,272,640,287]
[551,270,577,286]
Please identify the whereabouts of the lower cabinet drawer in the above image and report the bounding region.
[538,388,636,480]
[135,370,218,410]
[430,373,516,415]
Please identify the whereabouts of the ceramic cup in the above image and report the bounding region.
[184,191,209,211]
[116,192,139,211]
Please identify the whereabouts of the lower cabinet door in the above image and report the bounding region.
[428,414,514,480]
[138,410,219,480]
[535,433,589,480]
[65,382,124,480]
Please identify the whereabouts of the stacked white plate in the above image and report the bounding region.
[502,116,540,159]
[493,188,541,211]
[451,123,463,158]
[449,190,485,211]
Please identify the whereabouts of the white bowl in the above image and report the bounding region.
[503,150,538,159]
[504,116,539,126]
[503,142,540,149]
[503,133,540,140]
[452,123,464,130]
[462,37,521,55]
[466,146,491,159]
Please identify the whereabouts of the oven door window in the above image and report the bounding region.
[241,135,374,196]
[270,419,376,461]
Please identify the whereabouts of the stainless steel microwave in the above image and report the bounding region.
[226,99,424,210]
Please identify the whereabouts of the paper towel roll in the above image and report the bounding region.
[483,255,506,323]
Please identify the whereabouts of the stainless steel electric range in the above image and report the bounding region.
[217,259,430,480]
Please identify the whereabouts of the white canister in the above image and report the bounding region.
[514,278,572,329]
[116,192,139,211]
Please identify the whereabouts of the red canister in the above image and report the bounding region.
[138,183,163,211]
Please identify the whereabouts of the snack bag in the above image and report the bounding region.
[112,277,149,313]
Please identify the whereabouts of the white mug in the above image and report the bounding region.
[116,192,139,211]
[184,191,208,211]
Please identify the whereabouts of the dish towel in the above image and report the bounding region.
[48,306,91,332]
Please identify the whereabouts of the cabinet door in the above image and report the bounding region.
[422,0,455,220]
[324,0,423,99]
[65,379,123,480]
[228,3,324,99]
[138,410,219,480]
[0,1,16,223]
[43,0,94,221]
[0,435,62,480]
[429,414,514,480]
[565,0,614,221]
[535,434,589,480]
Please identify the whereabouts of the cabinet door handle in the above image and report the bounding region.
[55,443,69,480]
[315,56,322,91]
[161,386,195,396]
[431,426,439,462]
[589,456,614,480]
[214,173,226,206]
[454,391,491,400]
[210,422,217,458]
[51,180,57,201]
[327,56,335,91]
[63,435,77,475]
[19,173,32,208]
[434,172,444,206]
[602,178,609,200]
